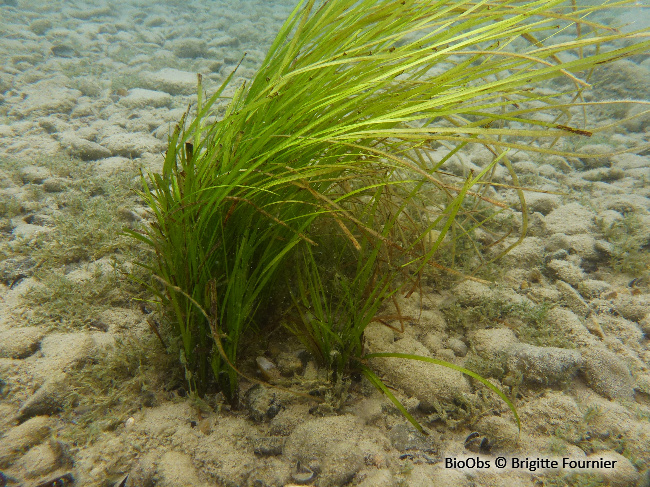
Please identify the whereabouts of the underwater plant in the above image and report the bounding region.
[129,0,649,429]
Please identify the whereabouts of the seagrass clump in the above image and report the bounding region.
[129,0,649,429]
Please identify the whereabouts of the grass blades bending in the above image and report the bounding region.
[131,0,649,426]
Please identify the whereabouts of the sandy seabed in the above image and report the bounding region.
[0,0,649,486]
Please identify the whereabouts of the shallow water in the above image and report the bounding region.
[0,1,649,486]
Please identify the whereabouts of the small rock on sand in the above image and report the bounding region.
[0,415,52,468]
[505,343,583,386]
[581,346,635,401]
[369,336,471,409]
[283,415,389,487]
